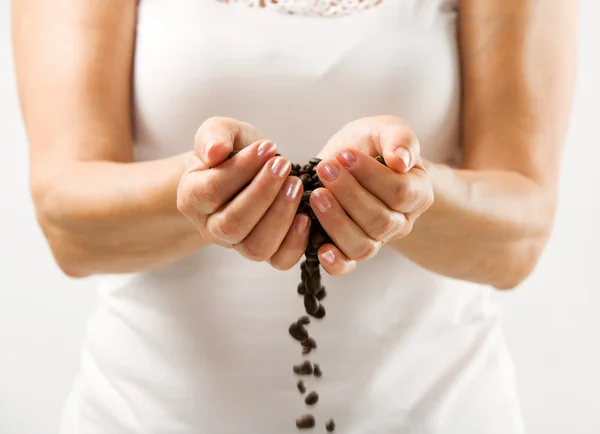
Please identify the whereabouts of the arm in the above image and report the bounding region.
[12,0,204,277]
[391,0,578,289]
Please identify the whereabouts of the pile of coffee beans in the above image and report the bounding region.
[225,150,387,431]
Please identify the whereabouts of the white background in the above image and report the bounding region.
[1,1,599,433]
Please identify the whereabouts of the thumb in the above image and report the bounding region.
[379,125,421,174]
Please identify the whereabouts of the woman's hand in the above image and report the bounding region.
[310,116,434,275]
[177,117,311,270]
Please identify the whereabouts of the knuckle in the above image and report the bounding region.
[390,180,411,210]
[212,214,247,244]
[365,211,396,241]
[239,242,271,262]
[350,240,380,262]
[195,179,224,213]
[396,218,414,239]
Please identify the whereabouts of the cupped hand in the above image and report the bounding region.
[310,116,434,275]
[177,117,311,270]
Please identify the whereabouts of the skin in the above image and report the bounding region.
[12,0,577,290]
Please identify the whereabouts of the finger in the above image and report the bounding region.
[318,244,356,276]
[369,117,421,174]
[180,139,278,218]
[316,159,405,242]
[268,214,312,270]
[194,117,263,168]
[336,148,433,215]
[235,177,304,262]
[207,156,292,244]
[309,188,381,261]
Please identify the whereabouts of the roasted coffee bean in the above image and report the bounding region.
[316,287,326,301]
[299,173,311,184]
[290,170,298,177]
[326,419,336,432]
[375,155,387,166]
[304,391,319,406]
[296,414,315,429]
[305,259,320,273]
[298,315,311,325]
[310,231,328,248]
[297,380,307,394]
[309,158,322,165]
[297,201,311,215]
[226,150,240,159]
[304,294,320,315]
[289,322,309,341]
[308,208,317,221]
[313,363,322,377]
[310,173,320,184]
[306,244,319,257]
[293,163,302,172]
[297,282,307,295]
[300,360,314,374]
[311,304,326,319]
[293,364,302,374]
[301,337,317,349]
[302,191,312,202]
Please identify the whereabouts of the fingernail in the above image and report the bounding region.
[312,190,332,213]
[258,140,277,158]
[337,149,357,168]
[321,249,335,265]
[320,162,339,182]
[295,214,310,235]
[284,177,301,199]
[394,147,411,170]
[272,157,291,177]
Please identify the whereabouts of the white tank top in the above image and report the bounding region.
[61,1,524,433]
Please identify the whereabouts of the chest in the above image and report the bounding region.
[132,0,461,164]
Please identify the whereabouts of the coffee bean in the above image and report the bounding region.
[326,419,336,431]
[311,304,326,319]
[301,337,317,349]
[289,322,308,341]
[292,163,302,172]
[297,201,311,215]
[302,191,312,202]
[304,294,319,315]
[297,380,306,394]
[313,363,322,377]
[306,244,319,257]
[308,208,317,221]
[302,346,312,355]
[298,315,311,325]
[310,231,328,248]
[310,174,320,184]
[375,155,387,166]
[305,259,319,273]
[290,170,298,177]
[316,287,326,301]
[296,414,315,429]
[227,150,240,159]
[297,282,307,295]
[299,173,311,183]
[300,360,313,374]
[309,158,322,165]
[301,268,311,283]
[293,364,302,374]
[304,391,319,406]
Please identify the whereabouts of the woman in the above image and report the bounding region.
[12,0,576,433]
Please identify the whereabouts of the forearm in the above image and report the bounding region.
[35,152,208,277]
[391,162,555,289]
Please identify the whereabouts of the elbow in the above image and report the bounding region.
[491,234,550,291]
[35,211,93,279]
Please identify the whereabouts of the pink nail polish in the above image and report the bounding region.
[321,249,335,264]
[284,177,301,199]
[320,162,339,182]
[258,141,277,158]
[394,147,411,170]
[272,157,291,177]
[295,214,310,235]
[313,190,332,213]
[338,149,357,168]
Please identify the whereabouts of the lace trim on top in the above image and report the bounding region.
[222,0,384,18]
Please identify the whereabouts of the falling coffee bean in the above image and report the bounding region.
[304,294,320,315]
[296,414,315,429]
[301,337,317,349]
[298,315,311,326]
[316,287,327,301]
[313,363,322,377]
[326,419,336,432]
[304,391,319,406]
[289,322,308,341]
[311,304,326,319]
[297,380,306,394]
[297,282,307,296]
